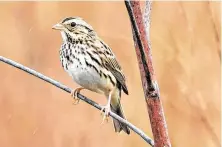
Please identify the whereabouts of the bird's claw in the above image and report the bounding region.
[71,89,80,105]
[100,105,111,124]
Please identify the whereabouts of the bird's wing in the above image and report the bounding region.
[96,38,129,95]
[105,56,129,95]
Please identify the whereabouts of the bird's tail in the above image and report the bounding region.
[111,103,130,135]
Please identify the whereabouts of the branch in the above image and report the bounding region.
[125,1,171,147]
[0,56,154,146]
[143,0,152,49]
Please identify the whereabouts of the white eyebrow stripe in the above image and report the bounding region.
[64,19,94,31]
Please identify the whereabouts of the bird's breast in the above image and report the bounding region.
[60,43,116,95]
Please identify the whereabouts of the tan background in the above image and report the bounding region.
[0,1,220,147]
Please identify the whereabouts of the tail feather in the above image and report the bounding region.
[111,104,130,135]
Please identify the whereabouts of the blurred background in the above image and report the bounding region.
[0,1,220,147]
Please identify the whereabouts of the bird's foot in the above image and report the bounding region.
[71,87,84,105]
[100,105,111,124]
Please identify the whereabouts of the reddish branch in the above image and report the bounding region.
[125,1,171,147]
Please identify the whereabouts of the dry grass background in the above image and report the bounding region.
[0,1,220,147]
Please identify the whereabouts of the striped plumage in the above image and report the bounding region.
[53,17,130,134]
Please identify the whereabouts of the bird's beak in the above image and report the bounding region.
[52,23,64,30]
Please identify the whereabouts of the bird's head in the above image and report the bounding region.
[52,17,95,41]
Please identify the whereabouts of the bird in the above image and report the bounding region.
[52,17,130,134]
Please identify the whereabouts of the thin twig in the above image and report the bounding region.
[125,1,171,147]
[0,56,154,146]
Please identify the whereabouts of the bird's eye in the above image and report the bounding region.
[70,22,76,27]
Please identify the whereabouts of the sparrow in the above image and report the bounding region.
[52,17,130,134]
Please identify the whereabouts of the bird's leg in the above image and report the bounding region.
[71,87,85,105]
[100,90,113,124]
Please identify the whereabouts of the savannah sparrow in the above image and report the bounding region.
[52,17,130,134]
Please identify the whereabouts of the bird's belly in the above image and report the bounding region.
[66,63,109,94]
